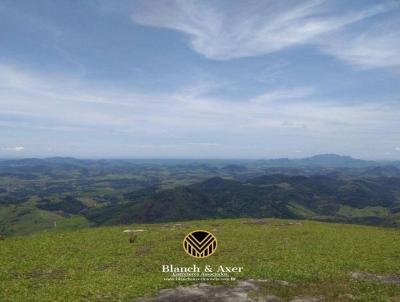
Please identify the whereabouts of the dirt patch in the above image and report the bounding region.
[242,220,272,225]
[276,222,303,227]
[351,271,400,285]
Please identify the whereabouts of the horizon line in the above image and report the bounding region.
[0,154,398,162]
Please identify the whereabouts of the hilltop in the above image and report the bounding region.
[1,218,399,301]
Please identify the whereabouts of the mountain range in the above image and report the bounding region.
[1,154,400,235]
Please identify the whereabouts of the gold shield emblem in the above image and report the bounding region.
[183,230,217,258]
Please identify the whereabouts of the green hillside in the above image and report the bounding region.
[2,158,400,237]
[0,204,91,236]
[86,176,400,228]
[1,219,399,301]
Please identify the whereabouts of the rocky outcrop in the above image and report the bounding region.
[132,279,324,302]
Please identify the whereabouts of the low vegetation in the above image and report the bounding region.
[1,219,399,301]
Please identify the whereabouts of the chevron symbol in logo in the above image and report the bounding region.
[183,230,217,258]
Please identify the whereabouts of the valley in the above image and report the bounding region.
[1,155,400,236]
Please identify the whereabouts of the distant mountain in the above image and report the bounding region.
[259,154,377,168]
[302,154,374,167]
[0,154,398,170]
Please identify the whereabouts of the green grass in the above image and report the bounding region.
[0,205,92,236]
[1,219,399,301]
[287,202,317,217]
[338,205,390,218]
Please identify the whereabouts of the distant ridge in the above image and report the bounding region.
[1,154,399,173]
[259,154,377,168]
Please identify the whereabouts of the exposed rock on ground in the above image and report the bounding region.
[351,271,400,285]
[132,280,323,302]
[290,297,324,302]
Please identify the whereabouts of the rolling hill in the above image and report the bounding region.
[86,175,400,227]
[2,155,400,236]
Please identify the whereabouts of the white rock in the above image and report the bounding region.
[123,229,146,233]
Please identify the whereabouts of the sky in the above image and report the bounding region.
[0,0,400,159]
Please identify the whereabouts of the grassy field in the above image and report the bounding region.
[0,205,92,236]
[1,219,399,301]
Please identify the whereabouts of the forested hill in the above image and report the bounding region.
[2,155,400,236]
[86,174,400,227]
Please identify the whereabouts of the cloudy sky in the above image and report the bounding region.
[1,0,400,159]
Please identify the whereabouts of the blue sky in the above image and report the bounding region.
[0,0,399,159]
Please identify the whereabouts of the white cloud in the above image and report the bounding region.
[131,0,395,63]
[2,146,25,152]
[395,147,400,151]
[0,63,399,133]
[1,64,400,157]
[319,18,400,68]
[249,87,314,104]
